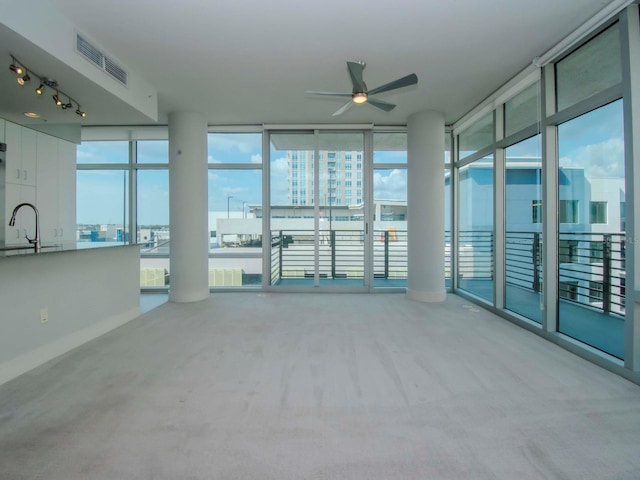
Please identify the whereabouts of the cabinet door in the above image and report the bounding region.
[4,122,23,185]
[57,140,76,247]
[20,127,37,186]
[36,133,59,243]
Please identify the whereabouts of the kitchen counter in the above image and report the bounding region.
[0,242,137,257]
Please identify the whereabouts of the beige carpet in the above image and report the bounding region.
[1,293,639,479]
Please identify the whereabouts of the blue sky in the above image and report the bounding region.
[76,103,624,226]
[77,133,408,225]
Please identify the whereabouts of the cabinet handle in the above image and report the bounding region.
[16,169,20,180]
[60,227,64,237]
[54,228,58,238]
[23,170,27,181]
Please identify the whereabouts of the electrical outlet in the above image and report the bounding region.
[40,308,48,323]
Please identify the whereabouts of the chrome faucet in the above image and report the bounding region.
[9,203,40,253]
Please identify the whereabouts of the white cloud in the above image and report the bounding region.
[373,169,407,200]
[208,155,221,164]
[560,138,624,179]
[251,154,262,164]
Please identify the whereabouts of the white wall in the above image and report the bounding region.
[0,245,140,385]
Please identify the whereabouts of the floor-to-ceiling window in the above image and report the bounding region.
[207,132,263,288]
[458,156,494,302]
[504,135,542,322]
[136,140,170,288]
[503,82,543,323]
[553,22,625,359]
[76,141,130,246]
[456,112,495,302]
[373,132,407,287]
[557,101,625,358]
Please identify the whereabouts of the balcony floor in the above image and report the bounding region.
[457,280,625,359]
[1,293,639,479]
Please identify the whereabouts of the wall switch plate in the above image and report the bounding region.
[40,308,48,323]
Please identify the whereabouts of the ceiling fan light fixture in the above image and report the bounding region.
[352,92,368,104]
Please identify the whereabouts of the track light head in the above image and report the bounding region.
[75,107,86,118]
[53,92,62,106]
[16,72,30,86]
[9,63,24,76]
[35,84,44,95]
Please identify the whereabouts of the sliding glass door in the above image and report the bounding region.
[268,131,367,288]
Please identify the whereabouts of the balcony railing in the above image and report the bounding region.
[271,229,365,281]
[373,229,408,279]
[459,230,494,280]
[505,231,625,316]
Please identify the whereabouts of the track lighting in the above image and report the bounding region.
[8,55,87,118]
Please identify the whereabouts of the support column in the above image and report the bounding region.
[407,110,446,302]
[168,111,209,303]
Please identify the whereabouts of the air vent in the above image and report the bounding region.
[76,34,128,86]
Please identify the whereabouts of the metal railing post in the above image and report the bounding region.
[330,230,336,279]
[603,234,611,314]
[279,230,283,279]
[384,230,390,278]
[533,232,541,293]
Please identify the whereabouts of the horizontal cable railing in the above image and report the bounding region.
[458,230,494,280]
[505,231,625,316]
[270,228,625,316]
[271,229,365,279]
[557,232,625,316]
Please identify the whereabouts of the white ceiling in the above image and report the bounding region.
[0,0,620,128]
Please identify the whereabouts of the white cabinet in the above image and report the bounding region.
[1,121,77,250]
[2,120,37,247]
[35,133,76,248]
[5,121,36,187]
[57,140,76,246]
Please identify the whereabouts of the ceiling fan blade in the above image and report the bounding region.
[367,98,396,112]
[368,73,418,96]
[332,101,354,116]
[347,61,365,92]
[305,91,352,98]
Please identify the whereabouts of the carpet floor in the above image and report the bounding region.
[1,293,639,479]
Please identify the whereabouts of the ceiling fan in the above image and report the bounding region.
[305,61,418,116]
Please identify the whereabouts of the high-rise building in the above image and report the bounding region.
[286,150,364,206]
